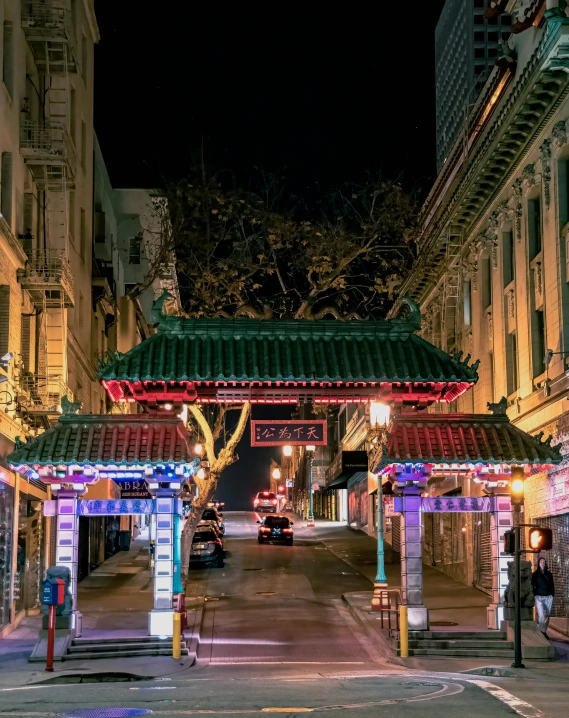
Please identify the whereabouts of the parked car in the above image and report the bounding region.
[254,491,278,513]
[201,507,225,535]
[197,519,223,538]
[190,527,224,567]
[207,500,225,510]
[257,515,294,545]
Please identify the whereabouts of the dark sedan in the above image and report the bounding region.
[257,515,294,545]
[190,527,224,567]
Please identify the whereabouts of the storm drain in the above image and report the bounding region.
[256,591,278,596]
[430,621,459,626]
[243,567,264,571]
[58,709,152,718]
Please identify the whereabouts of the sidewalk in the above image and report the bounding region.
[0,536,200,686]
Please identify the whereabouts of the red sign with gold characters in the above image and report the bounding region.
[251,419,327,447]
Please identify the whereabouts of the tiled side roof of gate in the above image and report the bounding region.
[375,413,562,469]
[8,414,193,468]
[97,316,479,385]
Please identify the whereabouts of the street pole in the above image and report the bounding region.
[512,505,525,669]
[371,477,388,611]
[46,604,55,672]
[307,450,315,528]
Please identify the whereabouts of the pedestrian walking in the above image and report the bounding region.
[531,557,555,638]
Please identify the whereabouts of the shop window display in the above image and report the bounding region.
[0,482,14,630]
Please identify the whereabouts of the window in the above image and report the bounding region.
[528,197,542,260]
[474,31,484,41]
[500,14,511,25]
[463,279,472,326]
[79,293,84,328]
[0,286,10,357]
[503,230,514,286]
[506,332,518,395]
[482,254,492,310]
[488,351,494,404]
[474,48,485,58]
[68,191,75,244]
[70,88,76,144]
[474,15,484,24]
[533,309,546,379]
[488,48,497,58]
[80,207,86,261]
[81,120,87,170]
[124,283,137,295]
[488,32,498,42]
[558,158,569,228]
[1,152,13,226]
[81,33,88,85]
[2,22,13,97]
[128,236,141,264]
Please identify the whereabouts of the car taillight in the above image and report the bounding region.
[271,499,277,505]
[254,499,259,505]
[283,528,292,533]
[260,527,270,533]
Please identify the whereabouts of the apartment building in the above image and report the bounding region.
[393,1,569,619]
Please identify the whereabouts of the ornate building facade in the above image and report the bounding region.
[394,0,569,629]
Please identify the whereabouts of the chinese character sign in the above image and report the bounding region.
[422,496,491,513]
[251,420,327,447]
[78,499,154,516]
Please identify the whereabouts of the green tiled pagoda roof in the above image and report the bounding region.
[97,314,479,386]
[373,413,562,471]
[8,414,193,468]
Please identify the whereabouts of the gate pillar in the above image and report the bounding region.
[148,487,179,636]
[400,487,428,630]
[53,487,84,637]
[488,493,513,629]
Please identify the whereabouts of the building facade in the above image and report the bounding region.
[395,0,569,627]
[436,0,512,171]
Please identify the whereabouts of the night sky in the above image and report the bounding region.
[94,2,445,508]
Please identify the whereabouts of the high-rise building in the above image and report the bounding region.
[435,0,511,171]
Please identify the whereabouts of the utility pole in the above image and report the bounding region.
[510,467,525,669]
[306,445,315,528]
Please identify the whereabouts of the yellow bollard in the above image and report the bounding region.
[172,612,181,659]
[399,605,408,658]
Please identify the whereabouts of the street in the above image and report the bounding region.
[1,512,567,717]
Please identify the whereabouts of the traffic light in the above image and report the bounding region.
[528,526,553,552]
[510,466,525,506]
[503,529,515,554]
[277,485,285,494]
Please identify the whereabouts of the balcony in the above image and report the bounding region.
[18,372,73,424]
[21,1,77,74]
[18,250,75,307]
[20,121,76,188]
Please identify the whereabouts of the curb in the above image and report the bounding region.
[185,596,205,665]
[342,592,402,663]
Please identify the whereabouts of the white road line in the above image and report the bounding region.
[467,679,543,718]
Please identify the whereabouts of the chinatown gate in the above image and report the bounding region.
[7,295,562,639]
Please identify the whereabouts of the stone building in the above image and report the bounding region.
[393,0,569,625]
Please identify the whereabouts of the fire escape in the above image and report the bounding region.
[17,1,77,427]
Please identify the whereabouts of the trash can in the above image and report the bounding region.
[119,530,131,551]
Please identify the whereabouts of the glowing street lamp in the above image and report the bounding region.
[194,443,203,456]
[370,402,391,613]
[272,467,281,480]
[196,467,206,480]
[283,445,293,457]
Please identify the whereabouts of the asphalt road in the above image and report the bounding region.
[0,512,562,717]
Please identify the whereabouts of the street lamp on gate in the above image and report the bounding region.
[369,402,390,612]
[306,445,316,528]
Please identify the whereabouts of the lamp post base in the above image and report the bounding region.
[370,581,389,612]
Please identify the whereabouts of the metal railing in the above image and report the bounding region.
[374,589,401,631]
[20,121,75,167]
[21,1,71,32]
[20,249,75,304]
[20,373,73,412]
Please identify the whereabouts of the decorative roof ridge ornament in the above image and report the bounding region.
[212,304,274,320]
[393,296,421,333]
[487,396,508,416]
[61,396,82,416]
[97,349,125,372]
[150,289,175,326]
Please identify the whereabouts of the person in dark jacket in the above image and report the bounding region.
[531,557,555,637]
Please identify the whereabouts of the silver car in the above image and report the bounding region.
[254,491,278,513]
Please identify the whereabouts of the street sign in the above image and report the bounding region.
[120,479,152,499]
[285,479,294,488]
[251,419,327,447]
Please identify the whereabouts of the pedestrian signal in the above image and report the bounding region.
[528,526,553,552]
[503,530,515,554]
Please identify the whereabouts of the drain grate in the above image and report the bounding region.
[243,568,264,571]
[430,621,459,626]
[58,710,152,718]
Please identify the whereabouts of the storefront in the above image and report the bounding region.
[0,475,14,632]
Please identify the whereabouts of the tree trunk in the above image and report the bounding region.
[180,474,219,584]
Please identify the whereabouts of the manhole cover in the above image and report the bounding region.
[58,710,152,718]
[256,591,278,596]
[430,621,459,626]
[244,568,264,571]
